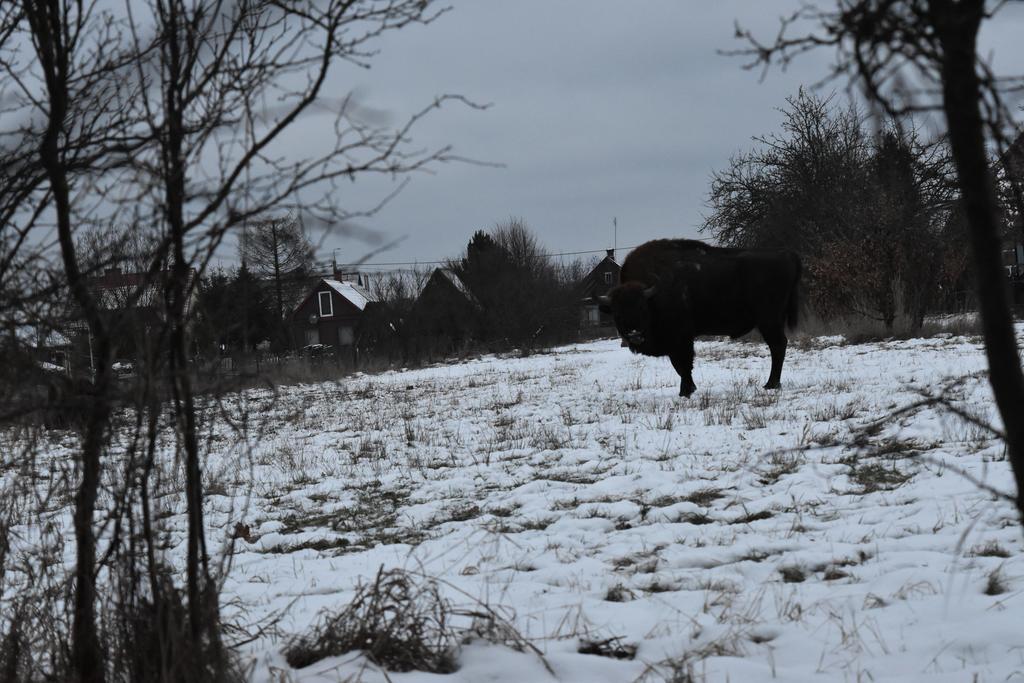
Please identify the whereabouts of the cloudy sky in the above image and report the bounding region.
[307,1,1024,272]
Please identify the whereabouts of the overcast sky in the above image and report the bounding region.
[298,1,1024,272]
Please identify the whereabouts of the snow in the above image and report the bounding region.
[6,327,1024,681]
[324,278,375,311]
[37,360,66,373]
[11,324,71,348]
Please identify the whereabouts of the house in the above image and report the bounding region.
[4,323,73,375]
[290,277,377,351]
[999,131,1024,305]
[1003,241,1024,280]
[578,249,620,327]
[1001,239,1024,309]
[90,266,199,317]
[34,329,74,373]
[57,266,200,371]
[409,268,480,349]
[0,322,75,427]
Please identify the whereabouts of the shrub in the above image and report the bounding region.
[284,567,459,673]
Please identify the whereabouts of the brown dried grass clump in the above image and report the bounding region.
[284,567,459,673]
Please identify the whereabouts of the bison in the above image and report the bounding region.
[598,239,801,396]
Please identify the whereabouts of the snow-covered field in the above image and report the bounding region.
[11,330,1024,681]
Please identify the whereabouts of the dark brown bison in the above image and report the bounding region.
[598,239,801,396]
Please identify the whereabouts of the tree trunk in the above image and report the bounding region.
[272,224,284,325]
[159,1,219,658]
[27,3,110,680]
[934,0,1024,519]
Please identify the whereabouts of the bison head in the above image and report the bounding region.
[598,283,656,351]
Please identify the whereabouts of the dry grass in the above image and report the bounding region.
[682,488,724,507]
[284,567,460,673]
[638,632,746,683]
[969,540,1011,558]
[604,584,635,603]
[793,311,982,346]
[845,460,915,493]
[283,566,556,676]
[779,566,807,583]
[984,567,1009,596]
[759,451,803,485]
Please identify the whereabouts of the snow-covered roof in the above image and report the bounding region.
[415,268,479,306]
[437,269,477,303]
[323,279,376,311]
[90,268,198,315]
[10,325,72,348]
[42,330,72,347]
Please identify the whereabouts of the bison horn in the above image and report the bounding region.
[643,286,657,299]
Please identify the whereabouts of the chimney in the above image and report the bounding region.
[606,248,614,259]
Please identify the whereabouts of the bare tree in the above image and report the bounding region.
[733,0,1024,520]
[118,0,476,667]
[239,215,314,328]
[78,223,164,278]
[13,2,138,679]
[705,89,961,331]
[449,218,581,351]
[1,0,475,678]
[705,89,871,252]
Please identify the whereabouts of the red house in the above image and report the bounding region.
[578,249,621,327]
[290,277,376,350]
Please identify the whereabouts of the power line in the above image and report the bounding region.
[330,245,635,269]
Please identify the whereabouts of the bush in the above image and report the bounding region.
[102,568,242,683]
[284,567,459,673]
[703,89,967,330]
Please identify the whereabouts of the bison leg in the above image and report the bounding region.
[669,341,697,397]
[761,325,788,390]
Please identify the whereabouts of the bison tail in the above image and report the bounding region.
[786,254,802,331]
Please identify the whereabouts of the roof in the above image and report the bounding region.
[438,269,478,303]
[579,254,621,296]
[10,325,72,348]
[90,268,197,311]
[417,268,480,307]
[588,253,620,272]
[42,330,72,347]
[322,279,376,311]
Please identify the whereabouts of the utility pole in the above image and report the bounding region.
[241,215,248,362]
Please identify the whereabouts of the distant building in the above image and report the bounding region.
[999,131,1024,306]
[409,268,480,350]
[578,249,620,327]
[401,266,481,358]
[290,277,377,350]
[4,324,73,375]
[1003,241,1024,280]
[66,266,199,371]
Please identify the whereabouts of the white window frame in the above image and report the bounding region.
[318,291,333,317]
[604,271,613,284]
